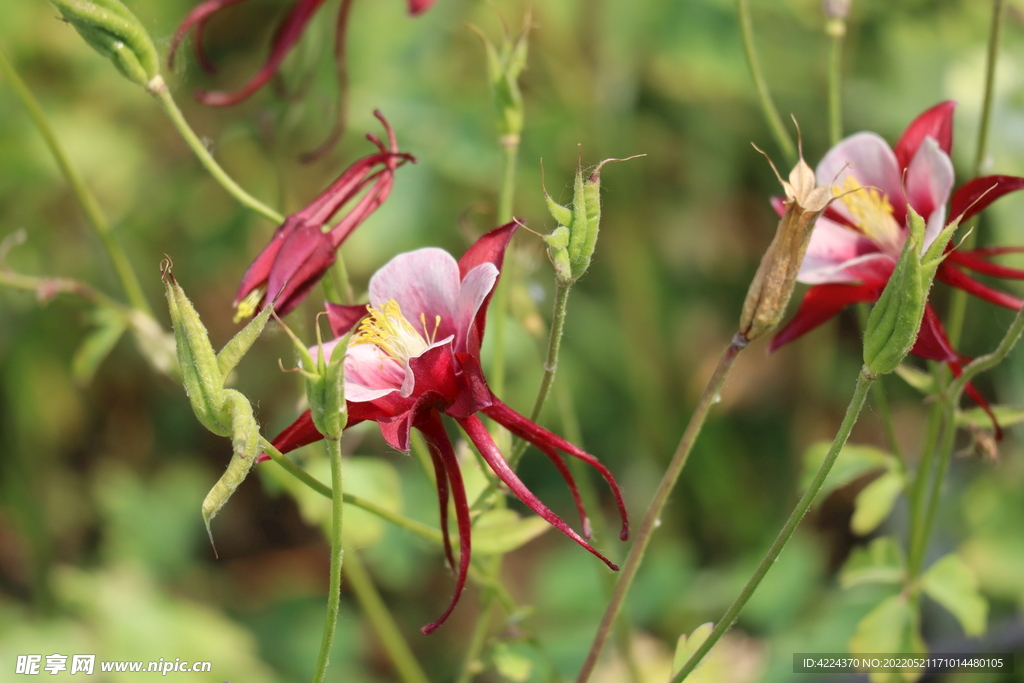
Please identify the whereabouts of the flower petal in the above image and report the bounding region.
[369,247,461,342]
[456,263,498,355]
[325,302,368,337]
[264,222,337,316]
[894,101,956,171]
[950,175,1024,224]
[936,262,1024,310]
[343,342,406,401]
[904,137,953,247]
[946,249,1024,280]
[817,132,903,213]
[457,222,518,355]
[799,217,881,283]
[769,282,882,352]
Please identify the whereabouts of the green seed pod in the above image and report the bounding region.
[863,206,961,376]
[470,11,530,146]
[50,0,160,87]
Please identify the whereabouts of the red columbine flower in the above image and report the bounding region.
[168,0,435,106]
[770,102,1024,431]
[267,223,629,634]
[233,111,415,319]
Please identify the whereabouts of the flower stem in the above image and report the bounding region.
[670,369,875,683]
[909,304,1024,577]
[575,334,747,683]
[343,547,431,683]
[737,0,796,165]
[488,140,520,403]
[826,18,846,146]
[0,48,152,316]
[311,436,344,683]
[455,560,500,683]
[508,280,572,468]
[149,80,284,224]
[260,438,444,544]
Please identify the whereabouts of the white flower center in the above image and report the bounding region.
[352,299,441,364]
[839,177,903,253]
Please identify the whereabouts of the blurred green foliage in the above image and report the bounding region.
[3,0,1024,681]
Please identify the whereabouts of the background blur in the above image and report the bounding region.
[3,0,1024,680]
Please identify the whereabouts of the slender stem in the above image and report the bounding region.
[343,547,431,683]
[973,0,1005,179]
[332,251,356,305]
[488,141,520,403]
[671,370,875,683]
[949,0,1006,346]
[456,579,498,683]
[906,369,947,570]
[575,335,747,683]
[826,19,846,147]
[910,304,1024,577]
[260,438,443,544]
[508,280,572,468]
[311,437,345,683]
[150,81,284,224]
[736,0,797,165]
[0,48,152,315]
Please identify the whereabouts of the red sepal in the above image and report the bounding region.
[895,101,955,172]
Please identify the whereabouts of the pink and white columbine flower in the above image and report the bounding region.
[268,223,629,634]
[770,102,1024,430]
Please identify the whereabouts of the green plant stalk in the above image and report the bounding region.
[332,251,356,305]
[948,0,1006,347]
[343,547,431,683]
[311,436,345,683]
[455,561,500,683]
[508,280,572,468]
[149,82,284,224]
[826,22,845,146]
[671,369,875,683]
[906,369,947,571]
[737,0,797,165]
[488,141,520,403]
[575,335,747,683]
[260,438,443,544]
[0,48,152,315]
[909,303,1024,577]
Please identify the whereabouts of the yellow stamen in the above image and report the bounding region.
[233,286,266,323]
[353,299,434,363]
[839,177,902,251]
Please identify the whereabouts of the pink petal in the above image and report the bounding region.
[456,222,517,355]
[264,222,337,316]
[456,264,498,355]
[325,302,368,337]
[817,133,904,220]
[407,0,436,14]
[904,137,953,248]
[799,218,881,283]
[343,342,406,401]
[950,175,1024,224]
[894,101,956,171]
[369,248,462,342]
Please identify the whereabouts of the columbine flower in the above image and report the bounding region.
[770,102,1024,424]
[267,223,629,634]
[233,111,415,320]
[168,0,434,106]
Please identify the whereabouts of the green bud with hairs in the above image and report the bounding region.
[50,0,160,88]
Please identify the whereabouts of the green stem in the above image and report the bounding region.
[332,252,356,305]
[150,80,284,224]
[575,335,747,683]
[488,141,520,403]
[343,547,431,683]
[311,437,345,683]
[737,0,797,165]
[456,576,498,683]
[260,438,443,544]
[508,280,572,469]
[826,19,846,146]
[671,369,875,683]
[0,48,151,315]
[910,304,1024,577]
[906,369,947,572]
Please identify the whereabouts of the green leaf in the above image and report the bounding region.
[840,536,905,588]
[894,364,936,394]
[802,442,898,500]
[491,642,532,682]
[922,554,988,637]
[471,509,552,555]
[851,470,905,535]
[849,594,926,683]
[957,405,1024,430]
[72,307,127,385]
[673,622,713,676]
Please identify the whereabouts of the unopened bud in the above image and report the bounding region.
[739,151,835,342]
[863,206,959,376]
[542,154,643,285]
[822,0,851,21]
[278,317,349,441]
[50,0,160,87]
